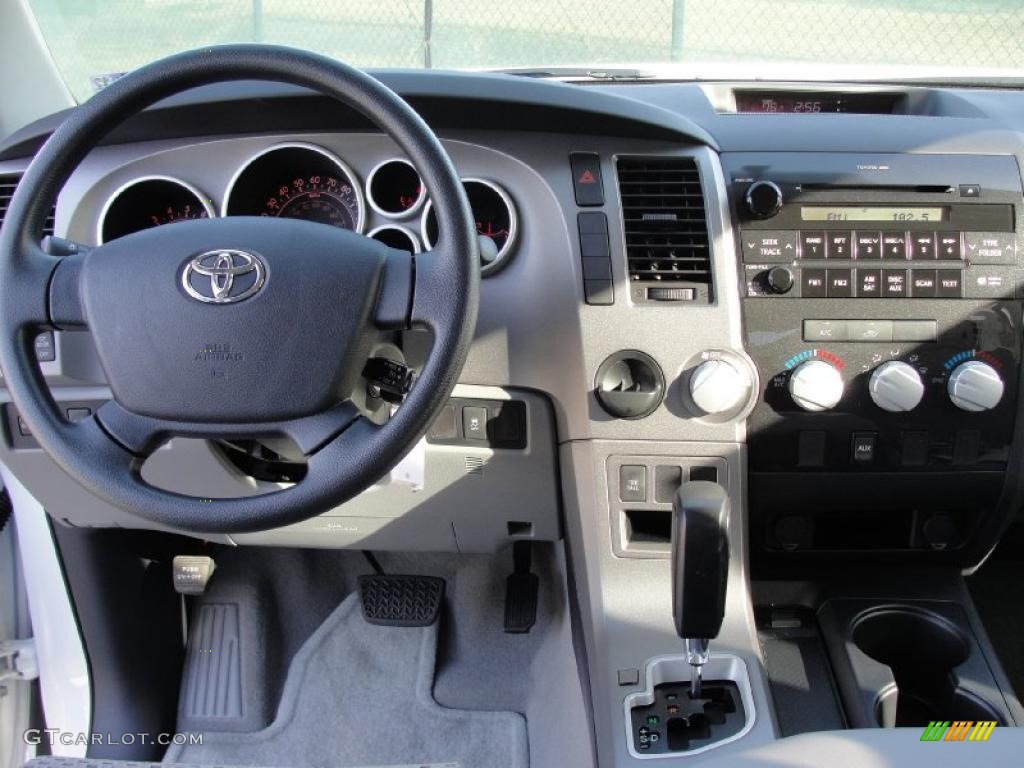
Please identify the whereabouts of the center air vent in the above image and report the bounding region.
[617,157,711,302]
[0,174,56,236]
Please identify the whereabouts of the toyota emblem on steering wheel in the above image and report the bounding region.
[182,249,266,304]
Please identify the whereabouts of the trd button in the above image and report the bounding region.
[851,433,877,464]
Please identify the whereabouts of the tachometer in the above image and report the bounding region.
[422,178,517,275]
[98,176,214,243]
[223,143,365,232]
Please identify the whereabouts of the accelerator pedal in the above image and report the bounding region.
[359,574,445,627]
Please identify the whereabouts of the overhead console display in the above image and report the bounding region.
[733,90,902,114]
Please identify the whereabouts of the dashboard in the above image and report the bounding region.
[1,73,1023,570]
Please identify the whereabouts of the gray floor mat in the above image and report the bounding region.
[165,593,528,768]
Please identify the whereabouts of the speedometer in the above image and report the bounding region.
[223,143,365,232]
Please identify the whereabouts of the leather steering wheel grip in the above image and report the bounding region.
[0,45,479,532]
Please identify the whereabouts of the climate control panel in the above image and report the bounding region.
[745,300,1019,473]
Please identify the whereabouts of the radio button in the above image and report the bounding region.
[911,232,937,260]
[742,231,797,263]
[937,233,963,260]
[827,231,853,259]
[910,269,937,298]
[964,232,1017,265]
[936,269,963,298]
[883,269,909,297]
[848,320,893,342]
[800,231,827,259]
[801,268,827,297]
[826,268,854,298]
[882,232,908,260]
[857,268,882,297]
[855,232,882,260]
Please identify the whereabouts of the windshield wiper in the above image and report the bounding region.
[491,66,658,81]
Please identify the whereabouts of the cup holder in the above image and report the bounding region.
[851,606,1003,727]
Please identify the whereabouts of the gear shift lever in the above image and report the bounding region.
[671,481,730,698]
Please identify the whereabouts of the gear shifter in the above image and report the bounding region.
[671,481,730,698]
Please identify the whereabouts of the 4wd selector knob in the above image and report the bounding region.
[689,358,752,415]
[789,360,844,412]
[869,361,925,412]
[745,180,784,219]
[948,360,1004,412]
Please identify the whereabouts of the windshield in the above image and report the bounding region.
[27,0,1024,102]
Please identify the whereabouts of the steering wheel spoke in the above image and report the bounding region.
[95,399,362,458]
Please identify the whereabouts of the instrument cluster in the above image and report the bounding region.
[96,142,518,274]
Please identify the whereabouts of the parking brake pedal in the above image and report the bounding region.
[359,574,445,627]
[504,541,539,634]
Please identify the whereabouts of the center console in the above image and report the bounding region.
[724,153,1023,561]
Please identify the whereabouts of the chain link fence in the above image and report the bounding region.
[27,0,1024,101]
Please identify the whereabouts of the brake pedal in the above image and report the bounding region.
[359,574,445,627]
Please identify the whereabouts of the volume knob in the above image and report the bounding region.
[789,360,844,412]
[948,360,1003,412]
[869,361,925,412]
[745,180,784,219]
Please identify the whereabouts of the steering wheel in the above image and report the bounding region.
[0,45,480,533]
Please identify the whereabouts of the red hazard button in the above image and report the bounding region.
[570,153,604,206]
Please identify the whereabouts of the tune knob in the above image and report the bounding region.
[789,360,844,412]
[766,266,795,295]
[869,361,925,412]
[745,180,784,219]
[689,358,753,415]
[948,360,1004,412]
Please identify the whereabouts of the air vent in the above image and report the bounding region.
[0,174,56,236]
[617,157,711,298]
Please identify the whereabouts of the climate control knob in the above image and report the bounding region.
[689,358,753,415]
[948,360,1004,412]
[789,360,844,412]
[869,361,925,412]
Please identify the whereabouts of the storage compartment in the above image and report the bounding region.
[819,599,1011,729]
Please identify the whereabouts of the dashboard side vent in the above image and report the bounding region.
[0,174,56,236]
[617,157,710,290]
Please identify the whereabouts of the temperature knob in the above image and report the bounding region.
[948,360,1004,412]
[869,361,925,412]
[745,180,784,219]
[689,358,753,415]
[789,360,844,412]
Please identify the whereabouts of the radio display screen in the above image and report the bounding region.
[800,206,947,223]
